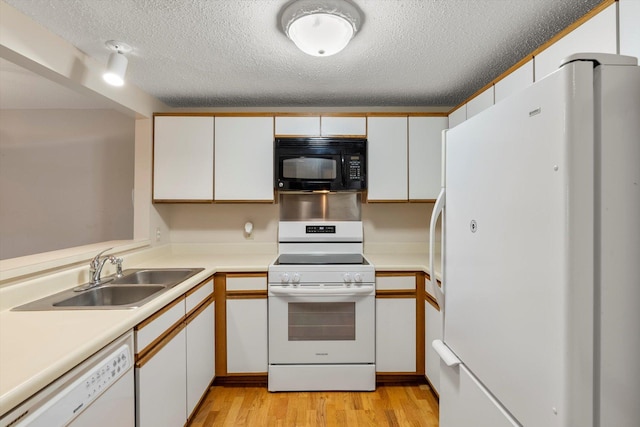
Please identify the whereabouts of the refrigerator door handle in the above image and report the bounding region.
[432,339,460,367]
[429,188,445,307]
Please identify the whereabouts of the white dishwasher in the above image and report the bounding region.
[0,331,134,427]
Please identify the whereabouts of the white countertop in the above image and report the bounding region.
[0,245,438,416]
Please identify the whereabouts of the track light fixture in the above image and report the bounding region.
[103,41,131,87]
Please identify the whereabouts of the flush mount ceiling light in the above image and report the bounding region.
[103,40,132,86]
[281,0,362,57]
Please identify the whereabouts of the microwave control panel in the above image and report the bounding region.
[348,155,363,181]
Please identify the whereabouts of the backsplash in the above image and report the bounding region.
[158,201,434,248]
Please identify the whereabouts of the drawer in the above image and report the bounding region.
[376,275,416,290]
[186,279,213,313]
[226,275,267,291]
[136,297,186,353]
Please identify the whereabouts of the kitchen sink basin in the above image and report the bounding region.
[111,269,199,285]
[52,285,166,307]
[12,267,204,311]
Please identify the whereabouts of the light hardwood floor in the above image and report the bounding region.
[189,384,439,427]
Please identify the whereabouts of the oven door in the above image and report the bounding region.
[268,286,375,364]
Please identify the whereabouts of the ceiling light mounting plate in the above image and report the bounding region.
[105,40,132,54]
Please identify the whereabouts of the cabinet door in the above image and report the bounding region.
[186,301,215,418]
[226,298,268,373]
[408,117,447,201]
[448,105,467,128]
[367,117,408,201]
[275,116,320,136]
[620,0,640,61]
[321,116,366,136]
[534,4,617,81]
[136,326,187,427]
[425,300,442,394]
[153,116,214,201]
[466,86,494,120]
[376,298,416,372]
[495,60,534,103]
[214,116,274,201]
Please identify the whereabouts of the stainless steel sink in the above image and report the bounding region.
[111,269,200,285]
[12,268,204,311]
[52,285,166,307]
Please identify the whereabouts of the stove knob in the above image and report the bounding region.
[354,273,363,283]
[292,273,301,284]
[343,273,353,284]
[280,273,290,284]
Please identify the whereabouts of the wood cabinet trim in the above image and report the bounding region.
[447,0,616,114]
[135,295,185,331]
[185,276,214,299]
[415,272,426,376]
[226,290,268,299]
[376,271,418,278]
[214,274,227,377]
[153,199,214,204]
[376,289,416,298]
[186,295,214,322]
[213,199,275,204]
[425,292,440,311]
[136,321,186,368]
[224,272,268,278]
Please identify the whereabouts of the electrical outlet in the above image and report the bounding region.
[155,227,161,242]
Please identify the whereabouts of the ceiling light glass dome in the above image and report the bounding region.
[281,0,362,57]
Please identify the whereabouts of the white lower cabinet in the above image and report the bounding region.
[135,279,214,426]
[425,299,442,394]
[375,298,416,372]
[186,301,215,417]
[226,298,268,373]
[137,326,187,427]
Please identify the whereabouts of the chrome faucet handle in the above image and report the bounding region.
[89,247,114,284]
[90,247,113,266]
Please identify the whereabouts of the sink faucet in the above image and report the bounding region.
[89,248,115,286]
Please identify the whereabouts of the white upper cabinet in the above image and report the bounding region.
[367,116,408,201]
[321,116,367,136]
[214,116,274,201]
[534,3,617,81]
[495,60,534,103]
[466,86,494,120]
[448,105,467,128]
[275,116,320,136]
[620,0,640,61]
[153,116,214,201]
[408,116,448,200]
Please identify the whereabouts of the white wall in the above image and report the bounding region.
[0,109,134,259]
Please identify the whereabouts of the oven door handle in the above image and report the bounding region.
[269,286,374,296]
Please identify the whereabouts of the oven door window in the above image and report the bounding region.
[282,157,337,180]
[288,302,355,341]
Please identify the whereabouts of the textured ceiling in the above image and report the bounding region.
[3,0,603,108]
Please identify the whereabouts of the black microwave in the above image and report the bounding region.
[274,137,367,191]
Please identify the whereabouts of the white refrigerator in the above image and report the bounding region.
[430,53,640,427]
